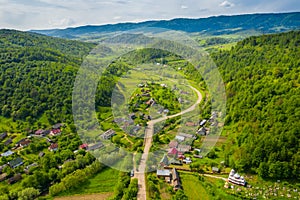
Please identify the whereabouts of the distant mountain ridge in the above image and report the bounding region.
[31,12,300,38]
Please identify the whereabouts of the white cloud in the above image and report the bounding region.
[181,5,188,9]
[219,1,234,8]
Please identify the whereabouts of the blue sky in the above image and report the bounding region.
[0,0,299,30]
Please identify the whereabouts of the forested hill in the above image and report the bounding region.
[0,29,95,128]
[213,31,300,179]
[32,12,300,38]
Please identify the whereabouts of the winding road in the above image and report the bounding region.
[135,85,202,200]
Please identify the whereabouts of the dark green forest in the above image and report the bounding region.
[0,30,95,127]
[213,31,300,179]
[0,29,299,181]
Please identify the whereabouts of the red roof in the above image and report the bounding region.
[35,129,44,135]
[51,129,61,135]
[168,148,178,155]
[80,144,88,149]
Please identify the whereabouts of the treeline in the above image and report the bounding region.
[212,31,300,179]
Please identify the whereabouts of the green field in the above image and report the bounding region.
[57,167,119,196]
[180,172,210,200]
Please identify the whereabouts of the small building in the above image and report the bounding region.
[228,169,246,186]
[212,167,220,173]
[175,135,185,142]
[8,157,24,168]
[1,150,14,157]
[169,140,178,148]
[52,123,64,129]
[178,144,192,153]
[0,173,8,182]
[35,129,46,135]
[172,168,181,190]
[48,143,59,152]
[157,169,171,178]
[4,138,12,146]
[79,143,88,149]
[8,173,22,184]
[50,129,61,136]
[185,122,197,127]
[197,127,207,136]
[0,132,8,140]
[19,139,31,147]
[101,129,116,140]
[199,119,207,126]
[183,157,192,164]
[178,132,195,139]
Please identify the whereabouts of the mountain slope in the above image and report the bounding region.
[32,12,300,39]
[0,30,95,129]
[213,31,300,179]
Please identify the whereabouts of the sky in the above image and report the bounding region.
[0,0,299,30]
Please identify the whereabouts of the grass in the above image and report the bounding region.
[180,172,210,200]
[57,167,119,196]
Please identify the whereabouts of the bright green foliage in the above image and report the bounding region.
[213,31,300,179]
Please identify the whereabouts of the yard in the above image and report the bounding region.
[56,167,119,197]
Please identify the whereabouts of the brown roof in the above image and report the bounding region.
[49,143,58,149]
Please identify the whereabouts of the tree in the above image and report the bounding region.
[172,190,188,200]
[17,188,40,200]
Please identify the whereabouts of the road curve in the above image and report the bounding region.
[135,85,202,200]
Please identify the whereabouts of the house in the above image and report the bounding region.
[0,132,7,140]
[1,150,14,157]
[177,144,192,153]
[101,129,116,140]
[178,97,184,104]
[168,148,178,157]
[79,143,88,149]
[52,123,64,129]
[212,167,220,173]
[197,127,207,136]
[4,138,12,146]
[0,173,7,182]
[50,129,61,136]
[199,119,207,126]
[8,157,24,168]
[160,154,169,167]
[172,168,181,190]
[35,129,45,135]
[48,143,59,151]
[169,140,178,148]
[175,135,185,142]
[157,169,171,182]
[19,139,31,147]
[8,173,22,184]
[87,142,104,151]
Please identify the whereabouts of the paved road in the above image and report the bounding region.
[135,85,202,200]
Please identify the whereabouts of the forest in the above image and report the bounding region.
[212,31,300,179]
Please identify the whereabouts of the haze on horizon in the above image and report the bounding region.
[0,0,299,31]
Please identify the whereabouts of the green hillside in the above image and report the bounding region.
[0,30,95,131]
[213,31,300,179]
